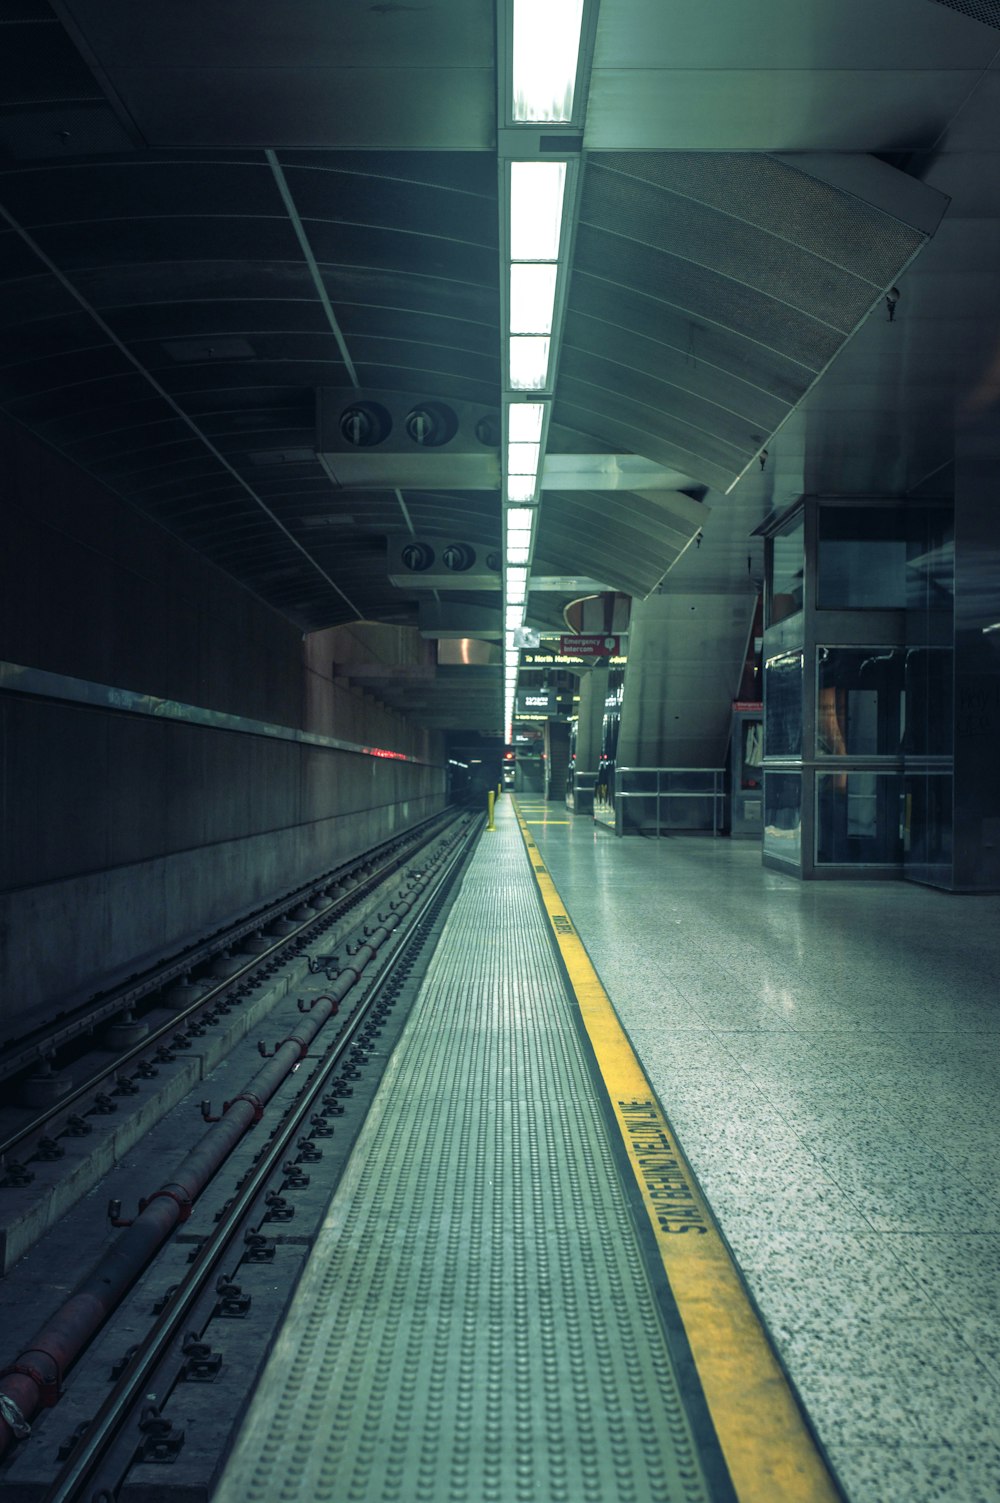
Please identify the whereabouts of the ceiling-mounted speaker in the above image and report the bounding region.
[318,389,500,489]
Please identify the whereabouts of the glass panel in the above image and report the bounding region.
[905,505,954,611]
[816,772,904,864]
[817,506,908,609]
[764,650,803,757]
[661,770,718,793]
[903,773,953,868]
[816,647,904,757]
[620,769,657,794]
[769,512,804,624]
[902,646,953,756]
[738,718,764,791]
[763,772,801,864]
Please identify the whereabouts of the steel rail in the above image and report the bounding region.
[0,806,457,1089]
[1,812,479,1481]
[0,809,463,1168]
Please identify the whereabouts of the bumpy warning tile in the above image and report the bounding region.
[216,812,715,1503]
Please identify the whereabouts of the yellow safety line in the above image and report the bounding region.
[511,798,841,1503]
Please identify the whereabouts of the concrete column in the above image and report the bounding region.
[571,670,606,814]
[952,422,1000,890]
[618,591,755,767]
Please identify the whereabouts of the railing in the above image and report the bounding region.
[566,769,597,814]
[612,767,726,836]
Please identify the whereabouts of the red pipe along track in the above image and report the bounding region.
[0,825,463,1458]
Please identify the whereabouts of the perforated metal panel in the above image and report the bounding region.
[929,0,1000,29]
[562,150,934,493]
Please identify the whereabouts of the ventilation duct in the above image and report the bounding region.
[388,536,502,590]
[317,390,500,489]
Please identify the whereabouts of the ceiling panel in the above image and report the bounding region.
[585,70,977,152]
[591,0,992,70]
[100,67,496,151]
[58,0,494,72]
[0,0,998,737]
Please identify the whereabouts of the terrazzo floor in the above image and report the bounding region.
[517,800,1000,1503]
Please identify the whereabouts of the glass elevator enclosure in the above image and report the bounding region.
[757,497,954,881]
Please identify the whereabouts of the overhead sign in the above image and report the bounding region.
[516,689,555,716]
[520,648,627,669]
[560,634,620,657]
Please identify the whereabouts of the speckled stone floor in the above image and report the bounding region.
[518,801,1000,1503]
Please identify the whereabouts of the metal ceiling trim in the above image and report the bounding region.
[769,153,950,238]
[265,147,361,388]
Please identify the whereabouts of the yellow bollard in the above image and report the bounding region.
[486,789,496,830]
[497,781,502,799]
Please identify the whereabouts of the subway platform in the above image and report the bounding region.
[215,798,855,1503]
[515,796,1000,1503]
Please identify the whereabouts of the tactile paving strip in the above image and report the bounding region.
[216,812,715,1503]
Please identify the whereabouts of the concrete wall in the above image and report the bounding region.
[619,592,755,767]
[0,417,446,1040]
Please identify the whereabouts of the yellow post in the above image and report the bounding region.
[486,789,496,830]
[497,781,502,800]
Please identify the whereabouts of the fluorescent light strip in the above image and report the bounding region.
[507,441,540,475]
[510,162,566,261]
[511,0,585,124]
[509,335,550,391]
[506,542,530,566]
[510,263,558,335]
[505,507,535,533]
[508,402,544,442]
[506,474,537,504]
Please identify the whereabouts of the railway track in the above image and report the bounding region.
[0,809,481,1501]
[1,807,465,1199]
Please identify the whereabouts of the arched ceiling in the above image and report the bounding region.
[2,0,999,736]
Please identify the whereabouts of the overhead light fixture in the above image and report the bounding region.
[507,441,541,475]
[511,0,585,123]
[500,0,592,743]
[510,264,558,335]
[509,336,551,391]
[509,162,566,260]
[508,402,544,442]
[507,575,527,606]
[506,474,538,503]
